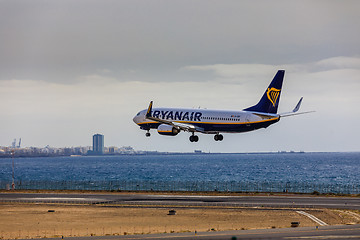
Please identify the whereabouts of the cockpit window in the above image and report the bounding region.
[136,112,141,116]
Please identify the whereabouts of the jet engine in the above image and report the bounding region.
[157,124,180,136]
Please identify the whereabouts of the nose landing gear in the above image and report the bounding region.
[145,130,151,137]
[214,134,223,141]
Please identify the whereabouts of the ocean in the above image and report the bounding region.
[0,152,359,194]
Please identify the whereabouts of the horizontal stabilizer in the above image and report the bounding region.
[281,111,316,117]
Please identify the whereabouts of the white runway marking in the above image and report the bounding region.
[296,210,328,226]
[19,197,104,201]
[345,211,360,220]
[285,236,360,239]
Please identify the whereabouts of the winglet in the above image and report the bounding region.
[146,101,153,118]
[292,97,303,113]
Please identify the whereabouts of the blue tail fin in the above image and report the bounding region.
[244,70,285,114]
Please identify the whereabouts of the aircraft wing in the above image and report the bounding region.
[145,101,205,133]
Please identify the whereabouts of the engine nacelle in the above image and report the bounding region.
[157,124,180,136]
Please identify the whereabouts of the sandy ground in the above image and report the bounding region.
[0,204,359,239]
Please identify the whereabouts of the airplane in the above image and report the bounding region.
[133,70,311,142]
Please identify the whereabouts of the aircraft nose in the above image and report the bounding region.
[133,112,143,124]
[133,115,139,124]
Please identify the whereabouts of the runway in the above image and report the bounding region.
[1,192,359,210]
[13,224,360,240]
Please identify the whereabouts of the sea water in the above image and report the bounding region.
[0,152,359,193]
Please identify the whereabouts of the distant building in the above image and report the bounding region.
[92,134,104,155]
[64,148,72,155]
[108,146,116,153]
[119,146,135,153]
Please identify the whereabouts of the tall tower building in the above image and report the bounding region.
[92,134,104,155]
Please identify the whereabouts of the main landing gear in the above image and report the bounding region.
[189,134,199,142]
[145,130,151,137]
[214,134,223,141]
[189,133,223,142]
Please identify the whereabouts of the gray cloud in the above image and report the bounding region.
[1,0,359,82]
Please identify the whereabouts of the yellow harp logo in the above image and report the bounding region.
[267,87,281,107]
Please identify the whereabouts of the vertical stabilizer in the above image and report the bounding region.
[244,70,285,114]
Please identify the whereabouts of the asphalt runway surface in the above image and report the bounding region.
[1,192,359,210]
[14,224,360,240]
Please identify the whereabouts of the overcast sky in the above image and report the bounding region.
[1,0,359,152]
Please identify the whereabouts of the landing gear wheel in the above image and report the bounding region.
[218,134,223,141]
[189,135,199,142]
[145,131,151,137]
[214,134,223,141]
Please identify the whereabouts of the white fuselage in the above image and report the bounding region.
[133,107,280,134]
